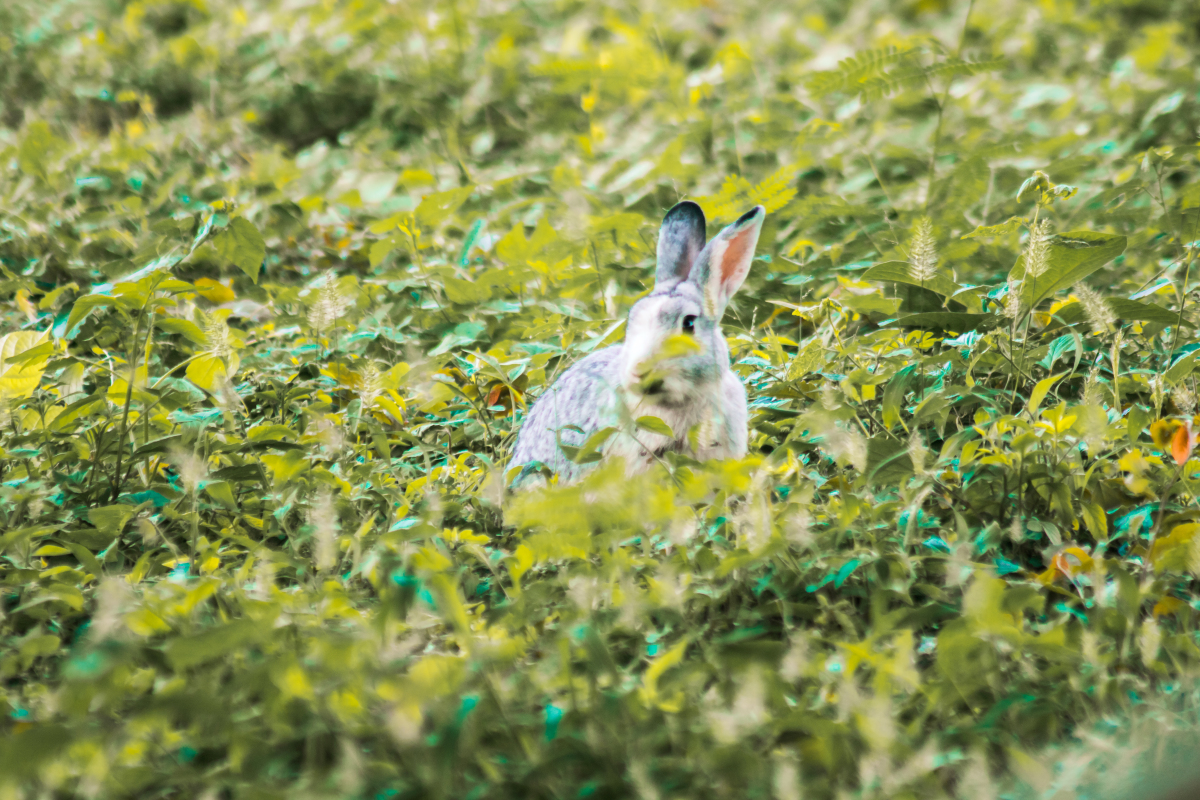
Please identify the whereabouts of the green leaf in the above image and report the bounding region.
[213,217,266,284]
[1107,298,1188,327]
[165,619,261,669]
[1011,231,1127,308]
[882,364,919,429]
[862,261,962,298]
[961,216,1024,239]
[496,217,558,265]
[1166,351,1200,385]
[87,505,135,537]
[787,339,827,380]
[883,312,998,331]
[415,186,474,229]
[17,121,66,181]
[635,416,674,438]
[203,480,237,509]
[459,218,485,267]
[64,295,119,341]
[443,276,492,304]
[866,436,913,486]
[841,293,901,316]
[156,318,207,345]
[369,237,399,267]
[559,426,617,465]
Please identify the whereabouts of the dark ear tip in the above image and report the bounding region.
[735,206,766,227]
[664,200,706,227]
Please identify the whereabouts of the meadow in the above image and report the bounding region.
[3,0,1200,797]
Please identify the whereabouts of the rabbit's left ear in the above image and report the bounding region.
[655,201,707,288]
[690,206,765,317]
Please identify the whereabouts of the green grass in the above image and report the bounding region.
[3,0,1200,797]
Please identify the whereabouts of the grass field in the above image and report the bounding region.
[4,0,1200,797]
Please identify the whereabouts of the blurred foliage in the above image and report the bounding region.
[4,0,1200,797]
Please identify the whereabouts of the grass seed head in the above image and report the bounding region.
[907,216,938,283]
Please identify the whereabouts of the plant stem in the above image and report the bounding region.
[924,0,976,211]
[111,314,146,502]
[1145,460,1188,577]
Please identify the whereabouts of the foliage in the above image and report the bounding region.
[4,0,1200,797]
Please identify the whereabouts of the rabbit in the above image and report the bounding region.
[509,200,765,487]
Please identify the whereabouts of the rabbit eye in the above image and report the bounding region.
[682,315,697,334]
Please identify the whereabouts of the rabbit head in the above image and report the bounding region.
[619,201,765,406]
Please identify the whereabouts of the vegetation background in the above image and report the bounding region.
[4,0,1200,797]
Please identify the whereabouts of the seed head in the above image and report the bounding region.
[1001,278,1024,320]
[1075,284,1114,332]
[908,217,938,283]
[308,275,350,336]
[1172,385,1197,415]
[359,361,382,412]
[1023,218,1052,279]
[203,312,233,360]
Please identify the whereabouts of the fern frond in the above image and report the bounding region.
[807,47,917,98]
[748,167,798,215]
[860,58,1005,101]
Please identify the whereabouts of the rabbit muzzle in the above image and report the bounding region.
[625,355,714,407]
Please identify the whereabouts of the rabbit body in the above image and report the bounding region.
[510,201,764,487]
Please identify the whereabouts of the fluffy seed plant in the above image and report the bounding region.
[907,216,939,288]
[307,273,351,352]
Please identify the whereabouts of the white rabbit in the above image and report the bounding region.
[509,201,765,486]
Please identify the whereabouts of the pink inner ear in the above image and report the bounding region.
[720,229,755,288]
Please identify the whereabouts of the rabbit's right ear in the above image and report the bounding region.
[655,201,707,288]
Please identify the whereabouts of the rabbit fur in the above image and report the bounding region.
[510,201,765,486]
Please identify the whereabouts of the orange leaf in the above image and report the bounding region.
[1053,546,1093,579]
[1171,419,1195,466]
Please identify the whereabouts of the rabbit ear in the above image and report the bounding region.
[690,206,765,317]
[655,201,707,287]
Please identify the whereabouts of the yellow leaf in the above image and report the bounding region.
[444,527,489,545]
[0,330,51,399]
[1081,502,1108,539]
[1153,596,1185,617]
[194,277,236,304]
[321,363,360,388]
[1151,523,1200,572]
[787,238,818,257]
[507,544,534,592]
[276,664,314,699]
[261,450,307,487]
[429,573,472,635]
[108,364,149,404]
[412,546,453,573]
[406,654,465,696]
[186,354,228,393]
[1026,372,1064,419]
[126,608,171,636]
[639,639,688,707]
